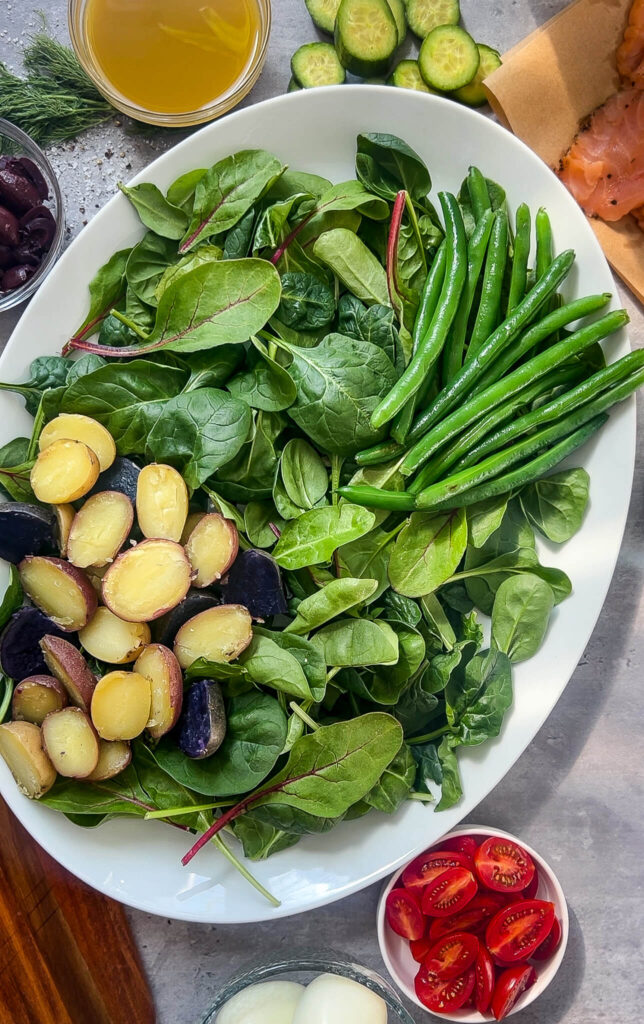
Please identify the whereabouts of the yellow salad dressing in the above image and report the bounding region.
[85,0,262,113]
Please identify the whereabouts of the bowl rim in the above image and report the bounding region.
[0,119,66,312]
[376,824,569,1022]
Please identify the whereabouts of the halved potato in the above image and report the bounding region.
[174,605,252,669]
[42,707,99,778]
[54,504,75,557]
[185,513,239,588]
[19,556,97,631]
[136,464,189,542]
[91,670,151,741]
[79,607,150,664]
[39,635,97,711]
[134,643,183,739]
[12,674,68,725]
[180,512,205,546]
[102,539,193,622]
[30,439,100,504]
[0,721,56,798]
[39,414,116,472]
[86,563,110,598]
[86,739,132,781]
[67,491,134,568]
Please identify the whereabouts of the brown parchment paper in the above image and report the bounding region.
[483,0,644,304]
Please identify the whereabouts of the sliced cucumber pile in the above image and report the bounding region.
[305,0,342,34]
[406,0,460,39]
[385,0,407,46]
[389,59,434,93]
[453,43,502,106]
[419,24,480,91]
[291,42,346,88]
[335,0,399,78]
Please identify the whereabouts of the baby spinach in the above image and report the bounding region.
[337,525,397,603]
[491,575,555,663]
[412,741,443,795]
[216,410,280,502]
[520,468,590,543]
[381,591,422,627]
[467,495,510,549]
[119,181,188,240]
[0,355,70,415]
[388,510,468,598]
[40,764,153,818]
[126,232,178,306]
[68,247,131,343]
[227,339,297,413]
[356,132,432,205]
[244,501,284,548]
[280,438,328,510]
[254,627,327,702]
[313,229,390,306]
[0,565,22,631]
[233,814,300,861]
[436,736,462,811]
[253,193,311,253]
[154,245,223,303]
[65,353,107,384]
[363,744,416,813]
[337,296,403,373]
[166,167,206,211]
[239,633,312,701]
[395,668,442,735]
[182,345,244,391]
[312,618,399,668]
[285,577,378,635]
[273,503,375,570]
[224,207,256,259]
[277,272,335,330]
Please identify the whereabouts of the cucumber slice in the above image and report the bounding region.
[405,0,460,39]
[419,24,479,91]
[291,42,346,88]
[305,0,342,34]
[389,58,435,92]
[453,44,502,106]
[335,0,399,78]
[287,77,303,92]
[386,0,407,46]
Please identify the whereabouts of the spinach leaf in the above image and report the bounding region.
[381,591,422,627]
[65,353,107,384]
[394,664,443,734]
[412,741,442,795]
[273,503,375,570]
[154,244,223,303]
[448,648,513,746]
[0,356,70,416]
[254,627,327,702]
[70,248,131,341]
[296,209,362,249]
[420,593,456,650]
[126,232,178,306]
[280,333,396,456]
[491,574,555,663]
[280,438,328,510]
[372,619,425,685]
[253,193,311,253]
[0,565,22,631]
[244,501,284,548]
[203,487,247,531]
[267,169,331,202]
[467,494,510,548]
[277,272,335,330]
[312,618,399,667]
[285,577,378,635]
[239,634,312,700]
[337,525,396,603]
[39,764,152,817]
[132,742,206,831]
[0,451,36,502]
[363,744,415,813]
[119,181,188,239]
[146,388,251,491]
[313,229,390,306]
[228,338,297,413]
[154,691,287,797]
[233,814,300,860]
[181,150,285,252]
[166,167,206,211]
[216,410,279,502]
[388,510,468,598]
[182,345,244,391]
[0,675,12,724]
[224,207,256,259]
[458,547,571,615]
[356,133,432,204]
[520,468,590,543]
[337,296,403,373]
[436,736,462,811]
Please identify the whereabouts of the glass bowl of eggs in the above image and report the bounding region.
[201,952,417,1024]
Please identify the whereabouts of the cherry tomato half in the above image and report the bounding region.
[424,931,479,979]
[486,899,555,963]
[475,837,536,894]
[402,849,473,890]
[415,964,476,1013]
[410,924,433,964]
[421,867,478,917]
[385,887,425,941]
[429,894,506,941]
[436,835,478,861]
[491,964,537,1020]
[474,944,495,1015]
[531,915,562,961]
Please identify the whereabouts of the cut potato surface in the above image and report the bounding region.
[180,512,205,546]
[0,721,56,798]
[54,504,75,557]
[39,414,116,472]
[185,513,239,588]
[136,464,189,542]
[67,491,134,568]
[135,644,183,739]
[86,739,132,781]
[19,556,97,631]
[174,604,253,669]
[42,707,99,778]
[91,671,151,741]
[12,675,68,725]
[102,539,193,622]
[30,439,100,504]
[80,607,151,664]
[40,635,97,711]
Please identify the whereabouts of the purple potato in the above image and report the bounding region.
[87,456,141,504]
[0,206,19,247]
[177,679,226,759]
[15,158,49,200]
[0,502,56,564]
[2,265,35,291]
[0,606,73,681]
[223,549,287,619]
[153,588,221,648]
[0,166,40,214]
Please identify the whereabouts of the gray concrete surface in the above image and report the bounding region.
[1,2,642,1022]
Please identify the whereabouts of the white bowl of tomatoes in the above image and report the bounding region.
[377,826,568,1021]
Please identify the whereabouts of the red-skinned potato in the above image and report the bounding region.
[42,707,99,778]
[134,644,183,739]
[173,604,253,669]
[86,739,131,781]
[0,721,56,798]
[19,555,97,631]
[136,463,189,542]
[79,607,150,664]
[39,635,97,712]
[39,413,116,472]
[67,491,134,568]
[185,513,239,588]
[30,439,100,504]
[102,539,193,622]
[91,670,151,740]
[54,503,75,557]
[12,674,68,725]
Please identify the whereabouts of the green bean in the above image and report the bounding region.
[411,240,447,352]
[336,484,415,511]
[391,368,437,445]
[441,208,495,384]
[473,293,612,394]
[371,193,467,429]
[404,249,576,447]
[415,416,607,511]
[450,350,644,473]
[506,203,531,315]
[465,209,509,361]
[535,207,553,281]
[355,437,406,467]
[400,309,629,476]
[467,166,491,221]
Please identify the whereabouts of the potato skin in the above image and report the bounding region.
[134,644,183,739]
[0,501,56,564]
[12,674,68,725]
[224,550,287,619]
[19,556,97,631]
[0,721,57,798]
[39,635,97,712]
[0,607,69,681]
[178,679,226,759]
[185,513,239,588]
[54,504,75,557]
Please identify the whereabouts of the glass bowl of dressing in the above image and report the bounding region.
[202,952,417,1024]
[68,0,271,127]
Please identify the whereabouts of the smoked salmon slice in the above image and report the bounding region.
[558,88,644,224]
[617,0,644,89]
